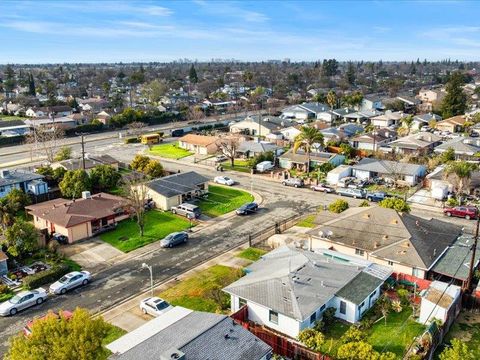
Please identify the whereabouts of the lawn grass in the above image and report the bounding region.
[101,324,127,359]
[321,320,350,356]
[100,210,191,252]
[0,115,27,121]
[365,184,409,197]
[159,265,243,313]
[198,185,254,217]
[296,214,317,228]
[237,247,267,261]
[148,143,193,159]
[62,258,82,272]
[367,307,425,358]
[221,159,251,173]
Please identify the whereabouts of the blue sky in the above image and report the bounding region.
[1,0,480,63]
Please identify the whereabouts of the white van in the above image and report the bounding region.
[256,161,274,173]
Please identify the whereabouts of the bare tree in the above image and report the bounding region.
[126,121,147,136]
[216,136,240,167]
[123,175,149,237]
[188,106,204,121]
[25,125,65,163]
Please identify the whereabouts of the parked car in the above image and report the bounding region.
[215,154,228,162]
[236,202,258,215]
[139,297,173,317]
[282,178,304,188]
[348,179,369,189]
[170,129,184,137]
[160,231,189,248]
[23,310,73,336]
[443,206,478,220]
[336,187,366,199]
[214,176,235,186]
[338,177,355,187]
[0,288,48,316]
[256,161,274,173]
[366,192,388,202]
[311,184,334,193]
[52,233,68,245]
[171,203,201,219]
[49,271,92,295]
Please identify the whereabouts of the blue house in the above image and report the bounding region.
[0,169,48,198]
[0,252,7,276]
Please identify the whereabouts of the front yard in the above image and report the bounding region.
[221,159,251,173]
[198,185,254,217]
[236,247,267,262]
[159,265,243,313]
[148,143,193,159]
[296,214,317,228]
[100,210,191,252]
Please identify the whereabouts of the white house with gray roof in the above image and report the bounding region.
[0,169,47,198]
[351,158,426,186]
[223,246,390,338]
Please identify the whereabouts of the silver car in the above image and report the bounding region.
[139,297,173,317]
[0,288,48,316]
[49,271,92,295]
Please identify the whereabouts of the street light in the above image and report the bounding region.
[141,263,153,297]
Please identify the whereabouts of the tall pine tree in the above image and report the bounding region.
[189,64,198,84]
[28,73,36,96]
[441,71,467,118]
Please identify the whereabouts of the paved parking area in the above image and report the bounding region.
[59,239,124,271]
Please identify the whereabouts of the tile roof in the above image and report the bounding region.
[0,169,44,187]
[26,193,125,228]
[178,134,218,147]
[145,171,209,198]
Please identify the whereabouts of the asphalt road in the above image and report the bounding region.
[0,147,473,354]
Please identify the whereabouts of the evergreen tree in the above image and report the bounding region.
[28,73,36,96]
[3,64,16,94]
[345,62,356,85]
[189,64,198,84]
[441,71,467,118]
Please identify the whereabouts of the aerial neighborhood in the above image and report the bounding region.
[1,1,480,360]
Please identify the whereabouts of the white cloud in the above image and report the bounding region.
[194,1,269,22]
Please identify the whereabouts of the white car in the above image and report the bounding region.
[214,176,235,186]
[49,271,92,295]
[0,288,48,316]
[139,297,173,317]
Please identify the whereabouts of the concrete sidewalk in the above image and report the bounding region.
[100,243,251,331]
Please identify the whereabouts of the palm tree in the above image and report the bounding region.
[402,115,414,135]
[293,127,324,175]
[444,161,478,200]
[326,90,337,110]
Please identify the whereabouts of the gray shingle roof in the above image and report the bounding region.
[146,171,209,198]
[112,312,271,360]
[352,158,425,176]
[336,272,384,305]
[279,149,334,164]
[238,141,280,153]
[58,154,119,171]
[434,137,480,155]
[0,169,44,187]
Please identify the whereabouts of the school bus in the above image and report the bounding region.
[140,133,162,145]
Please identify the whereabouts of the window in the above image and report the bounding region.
[355,248,365,256]
[340,301,346,315]
[369,291,376,299]
[239,298,247,307]
[387,261,394,266]
[310,312,316,324]
[320,304,326,312]
[412,267,420,277]
[269,310,279,324]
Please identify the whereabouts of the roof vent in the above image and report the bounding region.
[390,219,398,225]
[224,334,230,339]
[160,349,185,360]
[374,242,380,249]
[81,191,91,199]
[321,280,325,287]
[363,213,371,219]
[383,235,389,240]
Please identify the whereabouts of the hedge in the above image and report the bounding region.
[0,135,25,147]
[0,293,13,302]
[22,264,70,290]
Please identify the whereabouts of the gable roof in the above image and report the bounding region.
[238,141,280,153]
[145,171,209,198]
[279,149,335,164]
[223,246,389,321]
[58,154,119,171]
[352,158,425,176]
[434,137,480,155]
[391,132,441,150]
[178,134,218,147]
[335,272,384,305]
[0,169,44,187]
[26,193,125,228]
[437,115,467,126]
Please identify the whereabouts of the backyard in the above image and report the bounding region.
[100,210,191,252]
[148,143,193,159]
[159,265,243,313]
[221,159,251,173]
[198,185,254,217]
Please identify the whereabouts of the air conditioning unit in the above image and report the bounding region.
[160,349,186,360]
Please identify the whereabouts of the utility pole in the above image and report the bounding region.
[466,216,480,291]
[81,135,86,170]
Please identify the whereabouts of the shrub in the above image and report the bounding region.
[22,264,70,290]
[446,197,458,207]
[397,288,410,305]
[322,307,337,329]
[341,326,365,344]
[0,293,13,302]
[0,284,11,295]
[379,197,410,212]
[124,137,140,144]
[359,200,370,207]
[329,199,349,213]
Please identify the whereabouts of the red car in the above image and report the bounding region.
[443,206,478,220]
[23,310,73,336]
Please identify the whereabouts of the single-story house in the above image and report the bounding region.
[320,123,364,143]
[278,149,345,171]
[351,158,426,186]
[145,171,209,210]
[26,105,73,118]
[435,115,467,133]
[24,117,77,129]
[237,141,283,158]
[0,120,29,137]
[418,281,461,328]
[349,128,397,151]
[331,107,356,122]
[224,246,391,338]
[279,126,302,141]
[178,134,218,155]
[427,165,480,198]
[0,251,8,276]
[107,306,272,360]
[281,102,329,121]
[96,111,112,125]
[360,96,384,111]
[434,137,480,160]
[230,116,293,136]
[390,132,442,155]
[370,110,405,128]
[308,206,462,279]
[26,192,128,243]
[412,113,442,130]
[0,169,47,198]
[51,154,120,172]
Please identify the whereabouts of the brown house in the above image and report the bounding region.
[178,134,219,155]
[435,115,467,133]
[26,192,128,243]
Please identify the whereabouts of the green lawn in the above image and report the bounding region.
[148,143,193,159]
[159,265,243,313]
[321,320,350,356]
[367,307,425,358]
[102,324,127,360]
[237,248,267,261]
[296,214,317,228]
[0,115,27,121]
[365,184,409,198]
[221,159,251,173]
[100,210,191,252]
[435,312,480,359]
[198,185,254,217]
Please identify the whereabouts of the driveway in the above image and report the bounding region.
[59,238,124,271]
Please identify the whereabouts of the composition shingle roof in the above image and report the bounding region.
[238,141,280,153]
[145,171,209,198]
[279,149,334,164]
[58,154,119,171]
[336,272,384,305]
[0,169,44,187]
[178,134,218,146]
[352,157,425,176]
[434,137,480,155]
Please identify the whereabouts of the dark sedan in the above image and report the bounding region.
[236,202,258,215]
